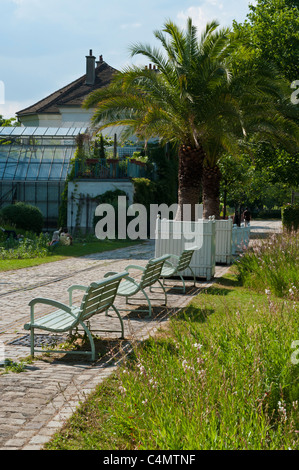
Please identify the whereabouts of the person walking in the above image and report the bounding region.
[243,207,251,226]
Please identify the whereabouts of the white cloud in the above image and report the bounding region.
[0,100,32,118]
[177,6,214,32]
[176,1,250,32]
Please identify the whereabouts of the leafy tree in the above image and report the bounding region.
[0,115,20,127]
[231,1,299,202]
[233,0,299,82]
[219,154,252,217]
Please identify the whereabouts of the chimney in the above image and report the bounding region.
[85,49,96,85]
[96,55,103,67]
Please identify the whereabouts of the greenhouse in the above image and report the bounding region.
[0,126,87,228]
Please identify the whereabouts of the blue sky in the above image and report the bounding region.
[0,0,255,118]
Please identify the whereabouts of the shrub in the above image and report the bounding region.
[0,232,50,259]
[0,202,44,234]
[132,178,157,211]
[282,204,299,231]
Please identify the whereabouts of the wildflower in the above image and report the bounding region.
[197,356,205,365]
[142,399,148,405]
[193,342,203,351]
[182,359,195,372]
[278,400,287,422]
[149,378,158,389]
[119,385,127,395]
[265,289,271,295]
[137,362,146,375]
[197,369,206,379]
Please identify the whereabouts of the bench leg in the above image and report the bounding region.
[157,279,167,305]
[140,287,152,318]
[189,267,196,287]
[30,327,35,357]
[80,321,96,361]
[179,275,186,294]
[111,305,124,339]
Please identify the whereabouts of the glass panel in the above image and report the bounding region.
[8,127,27,136]
[13,158,29,180]
[44,127,60,136]
[33,128,48,136]
[0,159,7,179]
[48,162,62,180]
[37,162,52,180]
[0,127,14,136]
[19,127,38,136]
[26,161,40,180]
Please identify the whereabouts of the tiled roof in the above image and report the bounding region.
[17,61,118,116]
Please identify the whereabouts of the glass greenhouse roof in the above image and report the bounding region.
[0,126,87,182]
[0,126,88,137]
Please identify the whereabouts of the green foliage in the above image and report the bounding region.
[93,134,106,159]
[0,232,50,260]
[282,203,299,230]
[0,202,44,233]
[0,115,21,127]
[132,178,156,210]
[253,142,299,188]
[93,189,129,234]
[233,0,299,82]
[235,230,299,298]
[58,133,90,228]
[0,359,28,374]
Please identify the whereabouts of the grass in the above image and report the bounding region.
[235,230,299,300]
[44,268,299,450]
[0,358,33,375]
[0,238,138,272]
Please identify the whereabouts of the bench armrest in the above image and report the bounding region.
[104,271,117,277]
[125,264,145,272]
[67,285,89,306]
[28,298,73,323]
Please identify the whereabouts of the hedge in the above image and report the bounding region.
[0,202,44,234]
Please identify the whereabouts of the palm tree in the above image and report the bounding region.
[84,18,299,220]
[84,19,246,220]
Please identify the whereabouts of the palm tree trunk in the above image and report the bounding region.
[202,165,222,219]
[175,145,204,221]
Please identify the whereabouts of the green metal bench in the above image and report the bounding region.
[24,272,128,361]
[160,246,198,293]
[104,255,170,317]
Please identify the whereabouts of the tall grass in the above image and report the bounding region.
[235,230,299,300]
[46,278,299,450]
